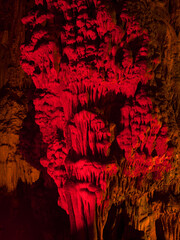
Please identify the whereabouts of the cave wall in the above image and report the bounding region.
[0,0,40,192]
[0,0,179,240]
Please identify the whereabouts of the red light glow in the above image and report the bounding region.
[20,0,172,237]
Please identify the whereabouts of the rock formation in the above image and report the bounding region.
[0,0,40,192]
[0,0,179,240]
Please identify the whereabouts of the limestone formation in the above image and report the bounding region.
[0,0,179,240]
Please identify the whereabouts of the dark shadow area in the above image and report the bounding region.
[19,84,48,170]
[150,190,170,205]
[155,219,166,240]
[0,173,70,240]
[70,223,96,240]
[103,203,144,240]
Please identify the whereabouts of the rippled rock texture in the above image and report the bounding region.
[0,0,180,240]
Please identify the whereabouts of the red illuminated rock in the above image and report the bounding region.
[20,0,175,239]
[117,90,172,178]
